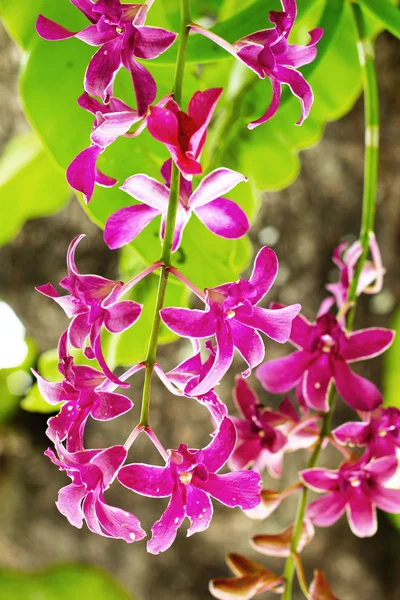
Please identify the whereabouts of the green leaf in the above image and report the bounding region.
[0,131,70,247]
[383,308,400,409]
[0,564,133,600]
[0,338,36,422]
[359,0,400,40]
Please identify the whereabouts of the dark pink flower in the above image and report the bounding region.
[35,332,133,451]
[257,307,394,412]
[191,0,322,128]
[118,417,262,554]
[45,437,146,542]
[147,89,222,178]
[229,378,319,478]
[302,456,400,537]
[36,235,142,386]
[67,93,140,202]
[326,235,384,312]
[161,248,300,396]
[36,0,177,113]
[104,158,249,250]
[333,407,400,459]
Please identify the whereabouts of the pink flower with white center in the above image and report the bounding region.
[326,235,384,313]
[229,378,320,478]
[104,158,249,251]
[257,307,394,412]
[36,235,143,386]
[161,247,301,396]
[146,88,223,178]
[67,93,140,202]
[333,407,400,459]
[191,0,322,128]
[46,437,146,543]
[36,0,177,113]
[35,331,133,451]
[301,455,400,538]
[118,418,261,554]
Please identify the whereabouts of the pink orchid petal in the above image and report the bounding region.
[92,392,133,420]
[303,354,333,412]
[347,487,377,537]
[234,377,258,421]
[274,65,313,125]
[160,307,216,338]
[90,445,127,488]
[69,312,91,350]
[249,76,282,129]
[91,109,139,147]
[195,471,261,510]
[76,24,118,45]
[187,88,223,157]
[189,168,247,209]
[95,167,117,188]
[229,439,261,471]
[279,28,323,68]
[104,204,161,249]
[238,304,301,343]
[248,247,279,304]
[85,37,122,102]
[364,456,399,483]
[147,106,179,145]
[133,26,177,59]
[369,485,400,513]
[46,402,79,443]
[121,174,168,212]
[201,417,237,473]
[332,421,369,446]
[288,311,314,349]
[237,44,266,78]
[256,350,313,393]
[194,198,249,239]
[67,145,103,202]
[94,495,146,542]
[36,15,77,40]
[301,468,339,492]
[186,487,213,536]
[341,328,395,362]
[56,484,86,528]
[147,486,186,554]
[93,332,130,389]
[103,300,142,333]
[71,0,98,22]
[307,492,347,527]
[333,360,382,411]
[121,53,157,116]
[118,463,174,497]
[33,371,66,405]
[230,320,265,377]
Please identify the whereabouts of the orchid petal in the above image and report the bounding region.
[201,417,237,473]
[147,485,186,554]
[67,145,103,202]
[249,76,282,129]
[230,320,265,377]
[121,53,157,116]
[248,247,279,304]
[233,377,258,421]
[195,471,261,510]
[274,65,313,125]
[186,487,213,536]
[160,307,216,339]
[36,15,77,40]
[303,354,333,412]
[347,487,377,537]
[133,26,177,59]
[307,492,347,527]
[91,392,133,420]
[256,351,313,393]
[237,304,301,343]
[333,360,382,412]
[118,463,174,497]
[190,168,247,208]
[94,495,146,542]
[195,198,249,239]
[341,328,395,362]
[301,468,339,492]
[369,485,400,513]
[85,37,122,102]
[104,204,161,249]
[56,484,86,528]
[103,300,142,333]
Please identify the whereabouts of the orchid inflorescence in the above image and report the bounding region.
[35,0,398,598]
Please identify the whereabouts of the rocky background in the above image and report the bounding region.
[0,23,399,600]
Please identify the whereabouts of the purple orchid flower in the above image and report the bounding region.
[36,235,142,386]
[229,378,319,478]
[67,93,140,202]
[326,234,384,312]
[118,417,261,554]
[147,88,223,178]
[35,331,133,451]
[257,306,394,412]
[191,0,322,128]
[36,0,177,114]
[104,158,249,250]
[301,455,400,538]
[333,407,400,459]
[45,437,146,542]
[161,247,301,396]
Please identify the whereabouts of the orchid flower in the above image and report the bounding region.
[257,306,394,412]
[104,158,249,250]
[36,0,177,113]
[118,418,261,554]
[161,247,300,396]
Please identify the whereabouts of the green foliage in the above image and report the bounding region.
[359,0,400,40]
[0,131,70,247]
[21,348,61,414]
[0,338,36,422]
[0,564,133,600]
[383,308,400,409]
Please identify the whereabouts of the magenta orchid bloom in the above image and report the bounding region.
[147,88,223,178]
[161,247,300,396]
[191,0,322,128]
[67,93,141,202]
[35,332,133,451]
[326,235,384,312]
[302,455,400,538]
[333,407,400,459]
[104,158,249,250]
[36,235,142,386]
[257,307,394,412]
[36,0,177,113]
[118,417,261,554]
[45,437,146,542]
[229,378,319,478]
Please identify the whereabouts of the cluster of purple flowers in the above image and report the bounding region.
[35,2,399,594]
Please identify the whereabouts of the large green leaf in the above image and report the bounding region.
[0,564,133,600]
[0,131,70,247]
[0,338,36,422]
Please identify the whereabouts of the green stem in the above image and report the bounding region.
[346,3,380,330]
[282,387,336,600]
[139,0,191,427]
[282,5,380,597]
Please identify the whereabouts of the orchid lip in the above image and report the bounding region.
[179,471,193,484]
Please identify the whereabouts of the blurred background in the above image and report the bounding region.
[0,10,400,600]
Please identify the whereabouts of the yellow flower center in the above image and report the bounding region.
[179,472,193,485]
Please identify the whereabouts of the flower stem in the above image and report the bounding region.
[346,3,380,331]
[139,0,191,427]
[281,386,335,600]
